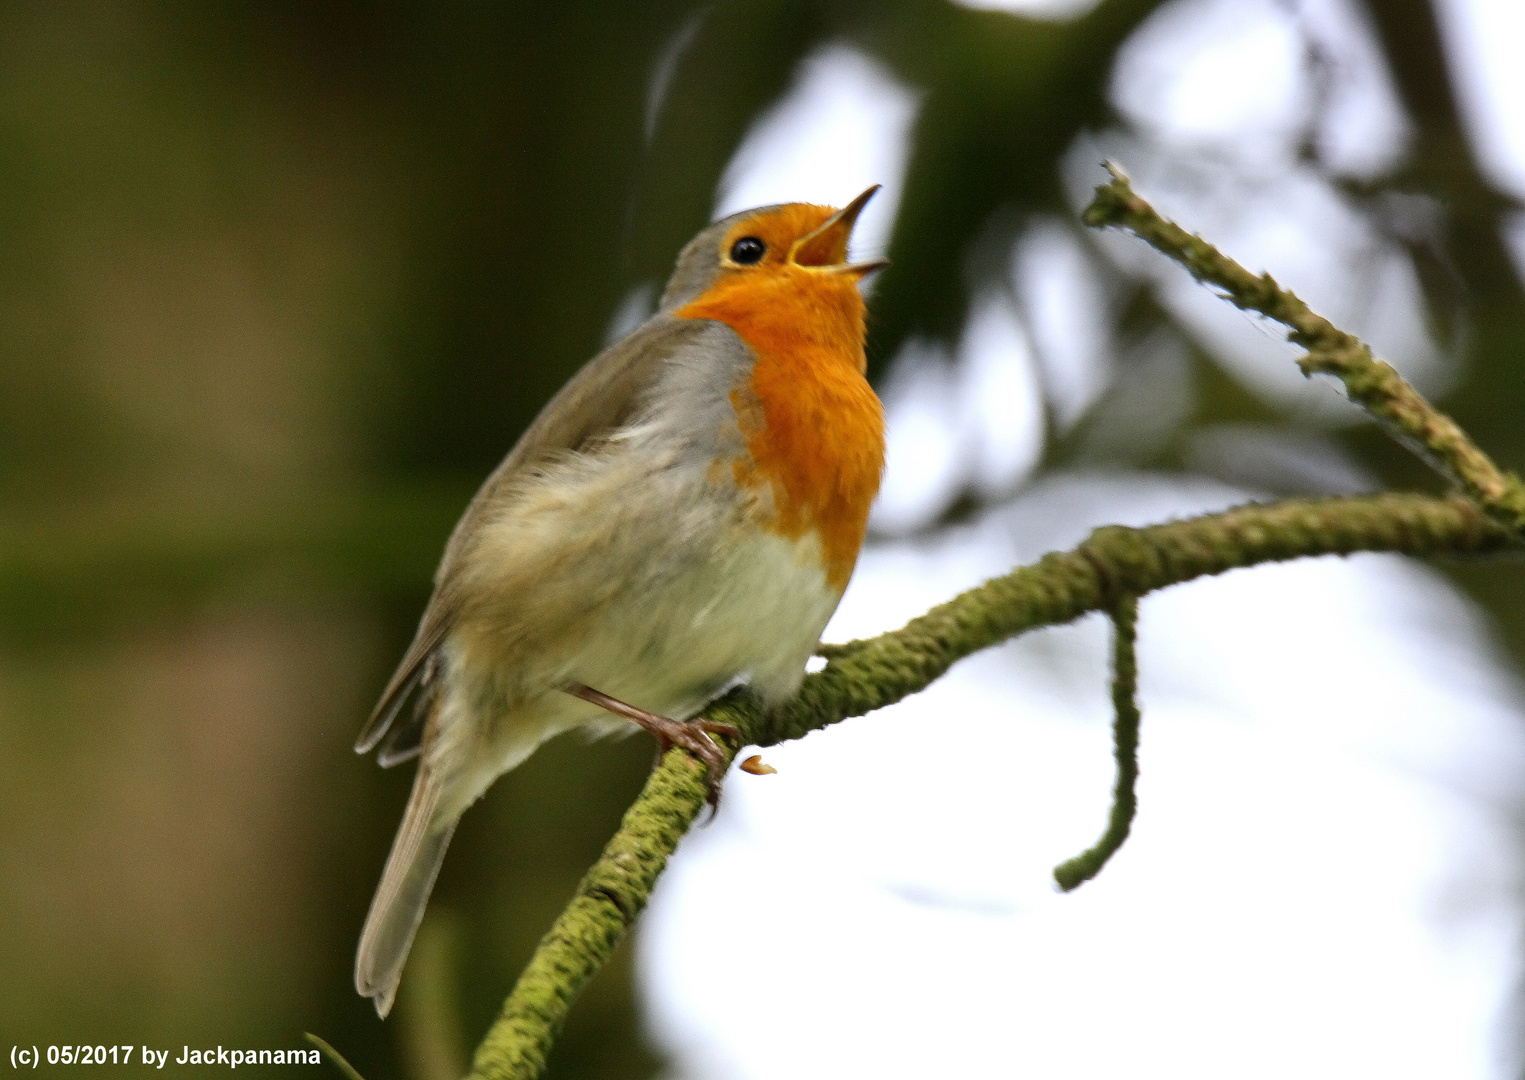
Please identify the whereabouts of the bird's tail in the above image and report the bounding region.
[354,759,456,1018]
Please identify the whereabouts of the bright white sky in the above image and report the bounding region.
[638,5,1525,1076]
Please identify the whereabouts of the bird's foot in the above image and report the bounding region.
[564,684,738,808]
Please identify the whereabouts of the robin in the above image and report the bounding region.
[353,187,888,1017]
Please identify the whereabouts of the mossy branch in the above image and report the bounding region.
[1052,593,1141,891]
[466,492,1511,1079]
[460,171,1523,1079]
[1083,163,1525,534]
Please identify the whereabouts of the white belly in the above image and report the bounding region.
[569,523,841,723]
[424,448,845,819]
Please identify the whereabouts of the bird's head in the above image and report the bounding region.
[660,186,887,312]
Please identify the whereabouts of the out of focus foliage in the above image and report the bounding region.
[1,2,1521,1078]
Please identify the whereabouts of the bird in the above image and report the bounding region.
[352,187,888,1017]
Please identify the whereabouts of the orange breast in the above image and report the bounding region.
[676,267,885,591]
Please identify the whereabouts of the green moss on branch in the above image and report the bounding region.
[467,491,1511,1079]
[1083,164,1525,534]
[1053,594,1141,891]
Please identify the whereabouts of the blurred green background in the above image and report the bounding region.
[2,1,1522,1077]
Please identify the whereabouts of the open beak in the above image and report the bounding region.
[789,185,889,278]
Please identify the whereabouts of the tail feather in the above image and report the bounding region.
[355,761,456,1018]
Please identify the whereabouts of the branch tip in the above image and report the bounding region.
[1082,165,1525,538]
[305,1035,368,1080]
[1053,595,1142,892]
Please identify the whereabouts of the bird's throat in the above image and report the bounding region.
[676,271,885,591]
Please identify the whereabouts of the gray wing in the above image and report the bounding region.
[355,313,748,758]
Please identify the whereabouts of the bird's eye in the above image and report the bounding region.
[729,236,766,265]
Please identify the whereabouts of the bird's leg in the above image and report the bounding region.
[564,683,738,807]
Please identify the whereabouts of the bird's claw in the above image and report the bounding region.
[653,717,739,809]
[562,683,737,810]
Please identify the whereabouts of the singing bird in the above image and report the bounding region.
[353,188,888,1016]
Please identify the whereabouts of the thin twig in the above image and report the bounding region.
[1053,594,1142,891]
[305,1034,368,1080]
[1082,163,1525,535]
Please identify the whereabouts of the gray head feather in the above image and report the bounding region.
[658,203,788,312]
